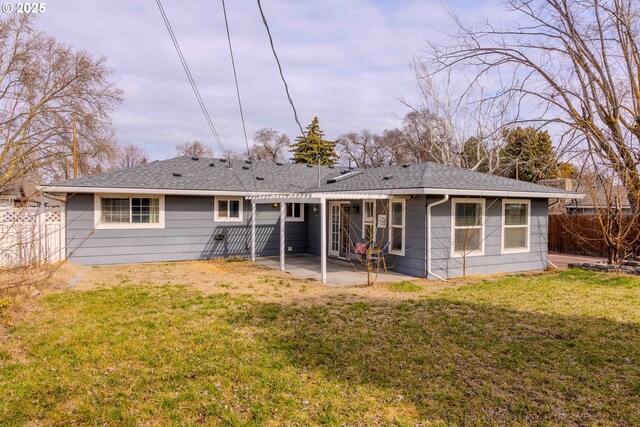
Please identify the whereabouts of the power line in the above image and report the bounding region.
[221,0,257,192]
[256,0,306,138]
[154,0,251,194]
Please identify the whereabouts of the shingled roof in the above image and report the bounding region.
[43,156,576,197]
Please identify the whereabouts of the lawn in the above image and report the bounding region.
[1,262,639,425]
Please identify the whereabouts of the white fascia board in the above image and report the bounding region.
[38,186,584,200]
[38,186,265,197]
[327,188,584,199]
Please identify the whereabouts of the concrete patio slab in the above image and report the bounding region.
[255,254,413,286]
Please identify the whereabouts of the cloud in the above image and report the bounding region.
[35,0,500,160]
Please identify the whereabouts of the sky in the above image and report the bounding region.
[36,0,502,160]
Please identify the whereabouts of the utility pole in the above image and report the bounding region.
[72,112,78,178]
[515,159,519,180]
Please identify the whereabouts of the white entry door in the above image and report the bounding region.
[329,202,341,257]
[328,202,350,258]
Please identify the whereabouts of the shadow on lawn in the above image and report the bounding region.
[232,295,640,425]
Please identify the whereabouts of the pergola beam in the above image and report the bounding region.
[251,201,256,262]
[320,196,327,283]
[280,201,286,271]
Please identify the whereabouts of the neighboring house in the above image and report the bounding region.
[540,178,632,215]
[41,156,579,281]
[565,186,632,215]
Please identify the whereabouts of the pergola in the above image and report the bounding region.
[246,192,389,283]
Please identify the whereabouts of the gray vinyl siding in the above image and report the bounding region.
[428,197,548,279]
[66,193,549,278]
[387,196,427,277]
[66,193,307,265]
[305,198,426,277]
[307,203,321,256]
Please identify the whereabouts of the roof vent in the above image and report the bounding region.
[245,159,252,164]
[219,158,227,162]
[402,164,409,168]
[209,162,215,167]
[328,165,334,169]
[326,170,363,184]
[172,172,182,177]
[191,156,199,161]
[306,164,313,168]
[276,162,283,166]
[256,176,265,180]
[383,175,393,180]
[242,165,250,170]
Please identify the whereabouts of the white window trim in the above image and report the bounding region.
[214,196,244,222]
[285,203,305,222]
[388,198,406,256]
[94,194,165,229]
[451,197,485,257]
[362,199,376,240]
[501,199,531,254]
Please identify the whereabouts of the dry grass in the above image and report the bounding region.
[73,259,452,305]
[1,260,639,425]
[0,261,82,319]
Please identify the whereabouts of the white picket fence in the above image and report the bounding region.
[0,204,66,266]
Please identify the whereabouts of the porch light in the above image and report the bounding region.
[352,203,360,215]
[273,203,279,207]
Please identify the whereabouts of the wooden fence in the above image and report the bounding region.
[0,204,66,266]
[548,214,640,258]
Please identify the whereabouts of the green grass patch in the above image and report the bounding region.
[387,281,423,292]
[1,271,639,425]
[0,297,10,316]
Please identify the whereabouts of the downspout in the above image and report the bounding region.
[426,195,449,281]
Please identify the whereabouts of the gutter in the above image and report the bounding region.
[426,195,449,281]
[37,185,583,200]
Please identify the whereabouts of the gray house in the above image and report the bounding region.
[42,156,579,282]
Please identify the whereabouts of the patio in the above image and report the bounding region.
[254,254,412,286]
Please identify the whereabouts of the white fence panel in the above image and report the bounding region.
[0,205,65,266]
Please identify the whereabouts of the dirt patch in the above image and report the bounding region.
[71,259,459,306]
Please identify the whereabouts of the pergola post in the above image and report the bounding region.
[251,201,256,262]
[280,201,286,271]
[320,197,327,283]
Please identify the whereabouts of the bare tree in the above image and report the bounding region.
[115,143,149,170]
[336,130,394,168]
[402,64,506,173]
[0,15,123,191]
[176,140,213,158]
[425,0,640,213]
[250,128,289,162]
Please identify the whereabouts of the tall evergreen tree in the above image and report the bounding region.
[290,117,338,165]
[500,127,558,183]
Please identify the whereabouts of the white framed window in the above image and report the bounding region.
[502,199,530,253]
[214,196,243,222]
[389,198,405,256]
[362,200,376,241]
[451,198,485,257]
[94,194,165,229]
[286,203,304,222]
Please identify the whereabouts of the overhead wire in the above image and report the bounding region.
[221,0,258,192]
[154,0,252,194]
[256,0,306,139]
